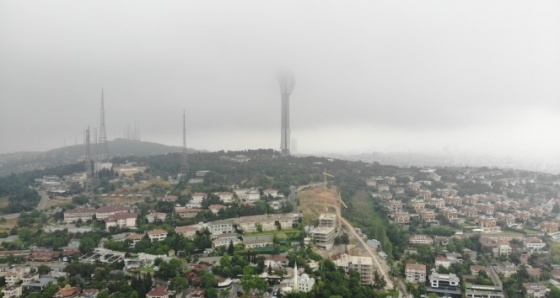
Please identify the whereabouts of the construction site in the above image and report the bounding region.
[297,183,394,290]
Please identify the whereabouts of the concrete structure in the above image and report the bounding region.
[212,233,240,248]
[427,270,461,298]
[405,263,427,283]
[523,283,549,298]
[334,254,374,285]
[311,226,336,250]
[409,234,433,245]
[147,229,168,242]
[278,72,295,155]
[174,226,199,239]
[105,212,137,230]
[243,235,273,249]
[319,213,337,228]
[63,208,95,223]
[146,212,166,223]
[524,237,546,253]
[465,283,505,298]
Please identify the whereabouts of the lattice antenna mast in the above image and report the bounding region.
[180,110,189,181]
[84,127,93,196]
[98,89,109,161]
[278,72,295,155]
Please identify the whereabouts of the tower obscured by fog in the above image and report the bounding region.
[278,72,295,155]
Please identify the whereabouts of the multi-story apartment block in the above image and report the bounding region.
[463,206,479,218]
[408,183,421,192]
[191,192,207,204]
[215,192,234,204]
[430,198,446,208]
[386,200,403,211]
[174,226,199,239]
[405,263,426,283]
[409,234,433,245]
[312,227,336,250]
[206,219,235,235]
[523,237,546,253]
[334,254,374,285]
[96,206,135,220]
[419,190,432,199]
[410,199,426,211]
[465,284,505,298]
[147,229,168,242]
[63,208,95,223]
[428,271,461,298]
[394,211,410,224]
[441,207,459,220]
[478,216,500,233]
[523,283,550,298]
[319,213,337,228]
[445,197,463,207]
[420,210,437,222]
[105,212,137,230]
[212,233,241,248]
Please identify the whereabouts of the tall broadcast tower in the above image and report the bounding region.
[278,72,295,155]
[180,111,188,182]
[98,89,109,161]
[84,127,93,196]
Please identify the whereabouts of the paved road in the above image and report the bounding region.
[0,213,20,220]
[37,191,49,210]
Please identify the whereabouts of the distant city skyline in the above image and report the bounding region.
[1,1,559,162]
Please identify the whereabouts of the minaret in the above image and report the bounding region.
[293,263,298,291]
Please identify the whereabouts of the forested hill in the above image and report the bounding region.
[0,139,190,177]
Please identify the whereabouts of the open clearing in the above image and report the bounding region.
[297,186,339,226]
[45,197,72,209]
[0,218,18,232]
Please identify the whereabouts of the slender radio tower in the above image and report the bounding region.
[84,127,93,196]
[180,110,188,181]
[98,89,109,161]
[278,72,295,155]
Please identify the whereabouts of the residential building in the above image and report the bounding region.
[523,283,549,298]
[95,206,135,220]
[212,233,241,248]
[441,207,459,220]
[105,212,137,230]
[523,237,546,253]
[53,285,80,298]
[146,212,166,223]
[206,219,235,235]
[427,271,461,298]
[405,263,427,283]
[435,256,451,269]
[493,262,517,278]
[209,204,227,215]
[191,193,206,204]
[2,285,22,298]
[386,200,403,211]
[174,226,199,239]
[420,210,437,222]
[409,234,433,245]
[333,254,374,285]
[175,207,202,218]
[465,283,505,298]
[146,286,170,298]
[265,255,289,268]
[215,192,234,204]
[410,199,426,211]
[478,216,500,233]
[63,208,95,223]
[312,227,336,250]
[243,235,273,249]
[319,213,337,228]
[394,211,411,224]
[147,229,168,242]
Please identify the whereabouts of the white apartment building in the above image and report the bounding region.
[334,254,374,285]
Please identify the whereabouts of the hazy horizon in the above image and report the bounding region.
[2,1,559,160]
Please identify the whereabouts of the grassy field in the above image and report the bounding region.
[0,218,17,233]
[45,197,72,209]
[0,196,9,209]
[297,186,340,226]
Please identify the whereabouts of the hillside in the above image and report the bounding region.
[0,139,188,177]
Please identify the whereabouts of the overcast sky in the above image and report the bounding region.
[1,1,560,158]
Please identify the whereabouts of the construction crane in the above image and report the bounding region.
[323,170,334,190]
[338,192,348,209]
